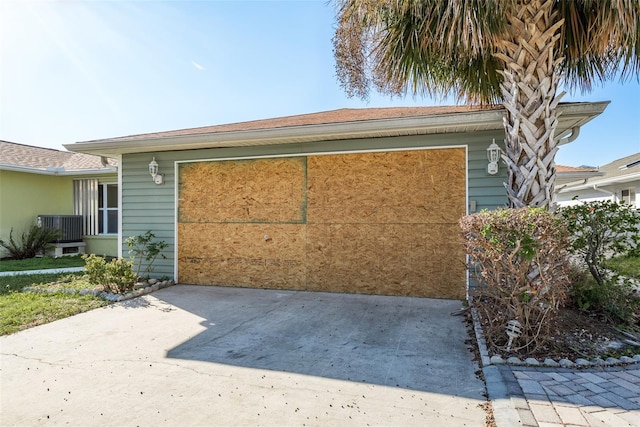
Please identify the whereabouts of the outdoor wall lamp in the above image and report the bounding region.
[149,157,164,185]
[505,319,522,352]
[487,139,502,175]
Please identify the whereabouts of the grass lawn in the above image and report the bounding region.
[1,272,84,294]
[0,271,108,336]
[0,255,86,272]
[0,292,108,335]
[606,254,640,279]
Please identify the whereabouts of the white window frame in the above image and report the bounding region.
[621,188,636,207]
[98,182,119,235]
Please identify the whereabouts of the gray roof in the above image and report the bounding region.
[596,152,640,180]
[559,152,640,192]
[0,140,117,174]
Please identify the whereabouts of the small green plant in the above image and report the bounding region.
[82,254,137,294]
[569,267,639,325]
[125,231,168,278]
[558,200,640,286]
[0,225,61,260]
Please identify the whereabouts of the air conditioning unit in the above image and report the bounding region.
[37,215,83,243]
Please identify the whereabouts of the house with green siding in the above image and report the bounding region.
[0,141,119,258]
[64,103,607,298]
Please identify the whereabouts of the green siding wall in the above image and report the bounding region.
[121,130,508,279]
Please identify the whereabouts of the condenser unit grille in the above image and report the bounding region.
[37,215,84,243]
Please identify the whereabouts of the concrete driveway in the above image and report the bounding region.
[1,285,487,426]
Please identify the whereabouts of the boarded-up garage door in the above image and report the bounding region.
[178,148,466,298]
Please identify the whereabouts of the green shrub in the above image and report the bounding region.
[558,201,640,325]
[558,200,640,286]
[569,267,639,324]
[82,254,137,294]
[0,225,61,260]
[460,208,571,354]
[125,231,168,278]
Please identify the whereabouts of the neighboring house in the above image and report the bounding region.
[556,152,640,208]
[0,141,119,258]
[555,164,603,188]
[65,102,607,299]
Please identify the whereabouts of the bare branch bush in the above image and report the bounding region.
[460,208,571,354]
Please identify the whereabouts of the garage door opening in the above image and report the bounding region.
[177,147,466,298]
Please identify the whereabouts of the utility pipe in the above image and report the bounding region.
[592,185,616,201]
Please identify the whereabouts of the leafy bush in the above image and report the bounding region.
[126,231,168,278]
[569,266,639,325]
[82,254,137,294]
[460,208,571,354]
[558,200,640,286]
[558,201,640,325]
[577,281,639,324]
[0,225,61,260]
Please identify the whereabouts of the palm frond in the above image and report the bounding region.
[334,0,639,100]
[558,0,640,92]
[333,0,512,102]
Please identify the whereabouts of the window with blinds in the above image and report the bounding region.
[73,179,119,235]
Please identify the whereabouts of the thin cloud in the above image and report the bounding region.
[192,61,206,71]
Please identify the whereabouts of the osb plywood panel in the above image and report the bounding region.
[178,148,466,299]
[178,223,306,289]
[178,157,306,224]
[305,223,466,299]
[307,149,466,224]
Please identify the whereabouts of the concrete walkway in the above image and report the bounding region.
[0,266,84,277]
[1,285,487,426]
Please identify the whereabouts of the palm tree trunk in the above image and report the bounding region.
[496,0,565,209]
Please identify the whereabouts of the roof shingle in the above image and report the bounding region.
[0,140,117,171]
[85,105,504,143]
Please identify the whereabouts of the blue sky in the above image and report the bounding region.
[1,0,638,167]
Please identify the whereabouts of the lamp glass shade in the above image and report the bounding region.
[487,140,501,163]
[149,158,159,178]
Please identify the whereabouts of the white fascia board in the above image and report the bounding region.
[0,164,116,176]
[558,171,640,193]
[554,101,610,140]
[556,171,604,180]
[64,101,609,157]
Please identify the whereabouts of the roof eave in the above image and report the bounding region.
[559,171,640,193]
[64,101,609,157]
[556,171,604,180]
[0,164,117,176]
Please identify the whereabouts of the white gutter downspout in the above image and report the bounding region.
[593,185,616,201]
[558,126,580,145]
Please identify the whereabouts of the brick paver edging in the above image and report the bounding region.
[470,308,640,369]
[471,307,640,427]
